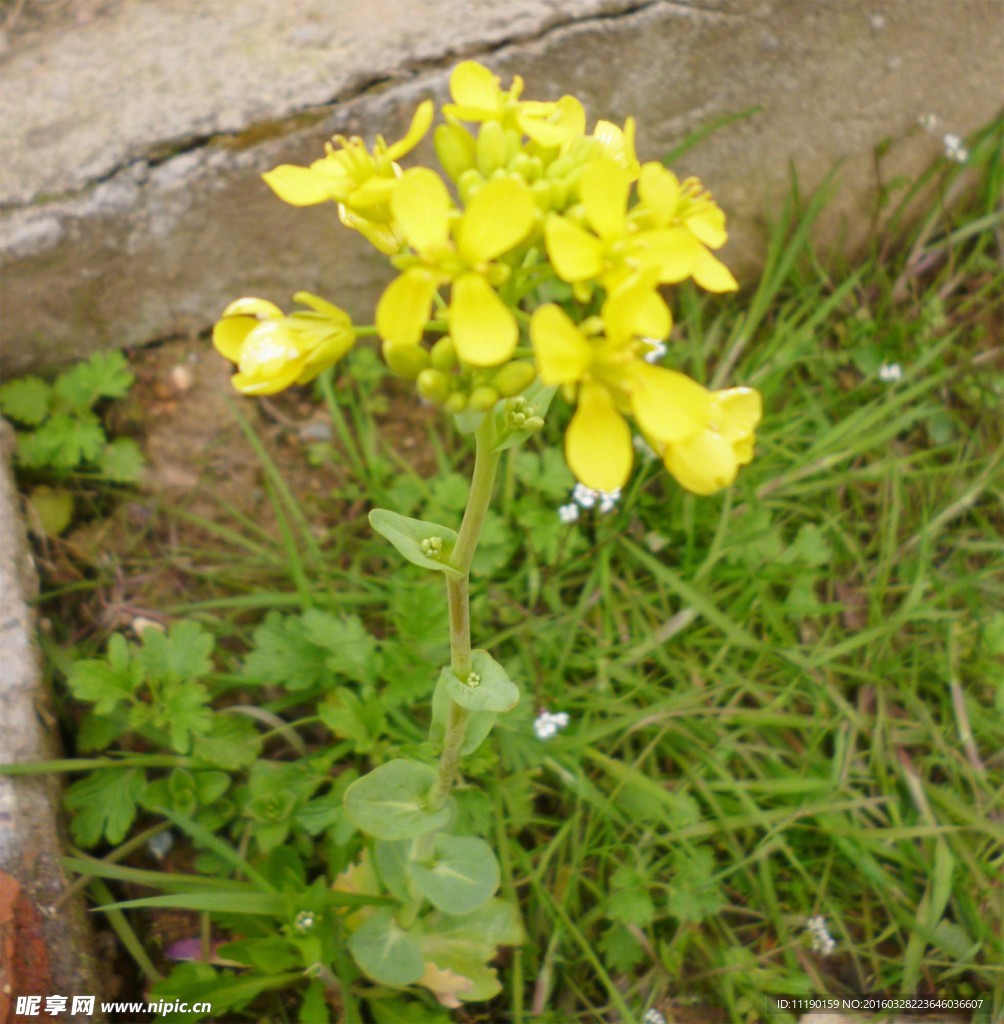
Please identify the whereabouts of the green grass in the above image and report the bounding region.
[38,116,1003,1023]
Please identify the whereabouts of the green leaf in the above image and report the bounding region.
[99,437,144,482]
[138,678,212,754]
[319,688,385,752]
[598,924,645,973]
[373,839,413,903]
[54,349,133,409]
[666,847,724,924]
[303,611,379,687]
[299,980,330,1024]
[242,611,332,690]
[67,651,142,714]
[344,759,450,840]
[430,673,496,755]
[411,834,500,914]
[192,715,262,770]
[348,908,425,986]
[440,650,519,713]
[368,508,463,578]
[17,411,105,469]
[607,886,655,927]
[65,768,146,847]
[136,620,214,682]
[0,376,51,425]
[370,998,451,1024]
[27,486,74,536]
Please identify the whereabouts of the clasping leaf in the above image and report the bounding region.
[369,508,463,579]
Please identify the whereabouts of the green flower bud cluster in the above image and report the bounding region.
[464,671,481,688]
[416,354,536,414]
[420,535,444,559]
[503,395,545,433]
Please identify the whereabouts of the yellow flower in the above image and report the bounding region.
[531,278,708,491]
[659,388,761,494]
[212,293,355,395]
[260,100,435,253]
[544,157,706,295]
[444,60,586,149]
[588,117,640,179]
[375,168,536,366]
[635,163,738,292]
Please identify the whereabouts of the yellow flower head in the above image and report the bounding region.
[375,168,536,367]
[213,293,355,395]
[261,100,435,252]
[444,60,586,150]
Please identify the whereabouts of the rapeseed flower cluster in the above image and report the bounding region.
[213,60,761,496]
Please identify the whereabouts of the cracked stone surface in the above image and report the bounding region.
[0,421,104,1020]
[1,0,1001,373]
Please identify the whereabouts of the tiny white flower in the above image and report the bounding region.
[943,133,968,162]
[534,709,570,740]
[878,362,903,382]
[598,489,621,515]
[643,1010,667,1024]
[805,914,836,956]
[573,482,598,509]
[918,112,939,132]
[147,830,174,861]
[641,337,668,364]
[558,502,580,524]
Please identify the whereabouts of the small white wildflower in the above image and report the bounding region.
[943,133,968,162]
[641,337,668,364]
[597,488,621,515]
[572,482,598,509]
[878,362,903,382]
[805,914,836,957]
[147,830,174,862]
[294,910,316,935]
[633,434,657,461]
[558,502,580,524]
[533,710,570,740]
[643,1010,667,1024]
[918,112,939,132]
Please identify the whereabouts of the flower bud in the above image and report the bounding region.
[468,385,500,411]
[530,178,554,211]
[382,341,430,379]
[509,152,542,182]
[417,367,450,405]
[457,168,485,205]
[523,415,545,431]
[476,121,509,177]
[492,360,536,397]
[444,391,468,413]
[434,123,476,182]
[430,336,458,372]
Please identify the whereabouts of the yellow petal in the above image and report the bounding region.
[231,321,307,395]
[457,178,535,264]
[376,269,439,346]
[517,95,586,148]
[530,305,592,385]
[566,381,633,491]
[692,247,739,292]
[592,117,639,177]
[636,227,702,283]
[391,169,453,255]
[545,214,604,282]
[663,430,739,495]
[629,364,710,443]
[711,387,762,441]
[686,204,727,249]
[213,298,283,363]
[448,60,503,117]
[339,205,401,254]
[385,99,435,161]
[450,273,517,366]
[261,165,336,206]
[580,158,630,242]
[637,163,680,224]
[601,275,670,346]
[220,297,284,320]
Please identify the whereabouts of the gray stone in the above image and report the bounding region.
[1,0,1001,374]
[0,421,104,1018]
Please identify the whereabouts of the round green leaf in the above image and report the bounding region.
[348,908,425,986]
[430,673,497,754]
[441,650,519,713]
[373,839,413,903]
[411,835,500,915]
[344,759,449,840]
[368,508,463,578]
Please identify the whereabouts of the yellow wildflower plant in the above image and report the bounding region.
[262,99,435,253]
[212,292,355,395]
[375,167,536,367]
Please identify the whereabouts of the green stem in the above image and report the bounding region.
[430,413,500,810]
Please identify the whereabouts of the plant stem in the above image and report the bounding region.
[430,413,500,810]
